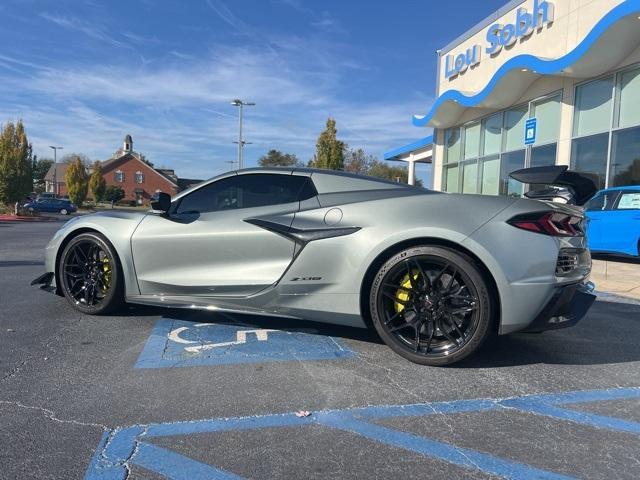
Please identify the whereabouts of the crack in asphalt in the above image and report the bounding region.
[0,399,108,431]
[0,315,84,384]
[353,354,488,473]
[124,426,149,479]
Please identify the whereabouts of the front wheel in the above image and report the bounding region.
[58,232,124,314]
[60,208,69,215]
[369,246,494,366]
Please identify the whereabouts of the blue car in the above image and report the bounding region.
[24,198,77,215]
[585,186,640,257]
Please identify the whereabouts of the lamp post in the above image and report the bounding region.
[49,146,64,195]
[230,99,255,170]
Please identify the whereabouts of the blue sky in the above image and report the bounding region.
[0,0,506,182]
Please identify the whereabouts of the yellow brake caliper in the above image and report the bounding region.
[394,271,420,313]
[102,257,112,292]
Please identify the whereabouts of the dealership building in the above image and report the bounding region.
[385,0,640,194]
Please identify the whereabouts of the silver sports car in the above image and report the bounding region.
[32,166,596,365]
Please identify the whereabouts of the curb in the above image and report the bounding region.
[0,214,59,222]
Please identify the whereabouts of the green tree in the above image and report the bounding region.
[343,146,374,175]
[342,145,423,187]
[62,153,90,165]
[310,118,344,170]
[258,149,301,167]
[33,157,54,193]
[104,185,125,206]
[0,120,34,203]
[64,156,89,207]
[367,159,423,187]
[89,161,106,202]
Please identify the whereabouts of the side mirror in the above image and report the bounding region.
[151,192,171,213]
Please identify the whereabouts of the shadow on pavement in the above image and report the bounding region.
[114,297,640,368]
[115,303,383,344]
[455,298,640,368]
[592,253,640,265]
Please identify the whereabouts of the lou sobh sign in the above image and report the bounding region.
[444,0,555,79]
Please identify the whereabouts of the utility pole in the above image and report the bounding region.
[230,99,255,169]
[49,146,64,195]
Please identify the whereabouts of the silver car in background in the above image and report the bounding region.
[32,167,596,365]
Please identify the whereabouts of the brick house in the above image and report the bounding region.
[100,135,180,205]
[44,163,69,196]
[44,135,201,204]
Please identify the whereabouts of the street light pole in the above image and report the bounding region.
[49,146,63,195]
[230,99,255,170]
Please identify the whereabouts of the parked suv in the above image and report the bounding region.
[24,198,77,215]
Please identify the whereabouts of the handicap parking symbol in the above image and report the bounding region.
[134,318,355,368]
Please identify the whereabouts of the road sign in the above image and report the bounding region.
[524,117,537,145]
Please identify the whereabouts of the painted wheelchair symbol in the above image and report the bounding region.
[168,323,317,353]
[135,318,355,368]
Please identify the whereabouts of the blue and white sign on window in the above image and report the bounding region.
[524,118,537,146]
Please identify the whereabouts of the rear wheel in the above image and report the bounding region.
[369,246,493,366]
[60,208,69,215]
[58,232,124,314]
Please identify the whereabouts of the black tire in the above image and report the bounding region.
[369,246,494,366]
[58,232,124,314]
[60,208,69,215]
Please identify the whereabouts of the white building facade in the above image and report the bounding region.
[388,0,640,194]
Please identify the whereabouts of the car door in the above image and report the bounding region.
[607,190,640,255]
[37,199,54,212]
[585,190,619,252]
[131,172,317,297]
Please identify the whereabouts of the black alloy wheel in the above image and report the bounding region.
[370,246,493,366]
[58,232,124,314]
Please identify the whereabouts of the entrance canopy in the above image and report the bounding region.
[413,2,640,129]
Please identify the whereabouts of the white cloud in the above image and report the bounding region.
[40,12,130,49]
[1,11,433,180]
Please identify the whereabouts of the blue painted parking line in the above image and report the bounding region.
[317,413,573,480]
[501,387,640,435]
[134,443,243,480]
[134,318,355,369]
[84,387,640,479]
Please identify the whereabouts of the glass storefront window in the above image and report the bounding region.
[462,161,478,194]
[445,165,459,193]
[464,123,480,160]
[532,96,560,145]
[610,126,640,187]
[480,156,500,195]
[504,107,527,152]
[445,128,461,164]
[482,113,502,156]
[499,150,525,197]
[617,68,640,129]
[570,133,609,189]
[530,143,557,168]
[573,77,613,137]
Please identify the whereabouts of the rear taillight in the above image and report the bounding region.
[507,212,584,237]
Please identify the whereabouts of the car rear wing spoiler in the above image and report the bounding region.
[509,166,598,206]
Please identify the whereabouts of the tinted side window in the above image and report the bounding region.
[176,174,314,214]
[585,191,618,211]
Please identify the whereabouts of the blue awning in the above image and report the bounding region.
[384,135,433,161]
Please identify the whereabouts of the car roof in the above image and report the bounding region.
[600,185,640,192]
[173,167,421,201]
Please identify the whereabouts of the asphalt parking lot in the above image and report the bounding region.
[1,218,640,479]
